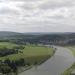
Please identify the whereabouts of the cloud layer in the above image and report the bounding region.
[0,0,75,32]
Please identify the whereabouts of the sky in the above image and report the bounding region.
[0,0,75,33]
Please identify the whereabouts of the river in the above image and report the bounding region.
[19,46,75,75]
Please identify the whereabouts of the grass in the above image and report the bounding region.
[68,46,75,56]
[62,46,75,75]
[0,42,54,64]
[0,42,18,49]
[62,63,75,75]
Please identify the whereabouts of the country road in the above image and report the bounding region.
[19,46,75,75]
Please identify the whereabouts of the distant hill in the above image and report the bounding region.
[0,31,23,37]
[0,31,43,40]
[0,31,75,41]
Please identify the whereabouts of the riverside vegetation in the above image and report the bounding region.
[62,46,75,75]
[0,42,54,75]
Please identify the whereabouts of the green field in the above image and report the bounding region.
[0,42,18,49]
[0,42,54,64]
[68,46,75,56]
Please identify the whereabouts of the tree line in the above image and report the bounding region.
[0,58,26,75]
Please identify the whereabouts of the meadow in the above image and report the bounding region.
[0,42,54,65]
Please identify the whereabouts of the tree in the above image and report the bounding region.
[0,64,11,75]
[10,61,18,75]
[4,58,11,65]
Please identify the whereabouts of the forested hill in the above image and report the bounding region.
[0,32,75,40]
[0,31,75,45]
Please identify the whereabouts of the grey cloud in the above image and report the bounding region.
[39,0,75,9]
[5,0,38,1]
[0,0,75,32]
[0,8,19,15]
[47,15,65,19]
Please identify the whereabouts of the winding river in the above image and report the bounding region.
[19,46,75,75]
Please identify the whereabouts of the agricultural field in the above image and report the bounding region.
[0,42,55,75]
[0,43,54,62]
[0,42,18,49]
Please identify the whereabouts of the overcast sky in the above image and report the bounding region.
[0,0,75,33]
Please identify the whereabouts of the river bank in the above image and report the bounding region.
[62,46,75,75]
[19,46,75,75]
[17,46,56,75]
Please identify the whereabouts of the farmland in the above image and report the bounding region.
[0,43,54,62]
[0,42,54,75]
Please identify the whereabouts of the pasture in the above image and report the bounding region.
[0,42,54,65]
